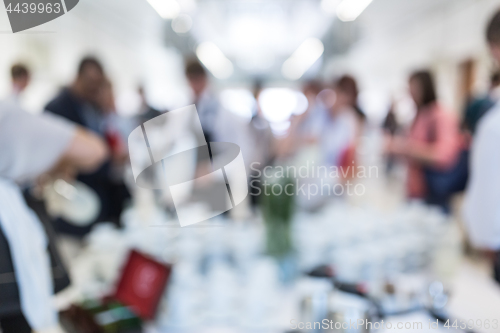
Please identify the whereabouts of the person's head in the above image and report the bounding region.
[490,71,500,90]
[74,56,105,103]
[252,79,263,100]
[138,85,145,97]
[10,63,30,93]
[331,75,358,115]
[302,80,323,103]
[185,59,207,97]
[409,70,437,110]
[487,10,500,63]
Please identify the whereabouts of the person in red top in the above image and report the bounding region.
[387,71,462,209]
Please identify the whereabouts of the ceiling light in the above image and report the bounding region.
[259,88,299,123]
[336,0,373,22]
[220,89,256,122]
[196,42,234,79]
[321,0,342,16]
[281,38,324,80]
[147,0,181,19]
[172,14,192,33]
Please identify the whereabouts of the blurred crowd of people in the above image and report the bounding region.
[1,7,500,333]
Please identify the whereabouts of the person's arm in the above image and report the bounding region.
[0,107,108,183]
[59,127,108,173]
[388,111,460,168]
[44,127,108,182]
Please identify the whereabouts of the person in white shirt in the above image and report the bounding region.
[8,64,30,105]
[0,101,107,333]
[463,9,500,283]
[185,59,221,143]
[277,80,325,159]
[184,59,252,166]
[321,76,359,168]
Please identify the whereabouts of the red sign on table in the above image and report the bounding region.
[115,250,172,319]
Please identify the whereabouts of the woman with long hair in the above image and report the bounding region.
[386,70,462,210]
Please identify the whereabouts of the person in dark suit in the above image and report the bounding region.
[463,71,500,135]
[45,57,126,236]
[45,57,105,131]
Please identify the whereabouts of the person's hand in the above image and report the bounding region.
[194,160,213,186]
[461,130,473,148]
[480,249,498,262]
[39,159,77,187]
[49,159,78,182]
[111,150,130,166]
[385,135,408,156]
[32,160,78,199]
[304,136,318,145]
